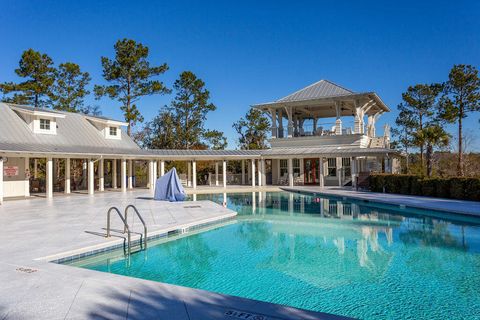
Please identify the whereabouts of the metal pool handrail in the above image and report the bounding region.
[124,204,148,249]
[106,206,131,256]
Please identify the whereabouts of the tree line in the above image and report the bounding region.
[392,64,480,177]
[0,39,271,150]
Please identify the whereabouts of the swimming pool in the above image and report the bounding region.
[64,191,480,319]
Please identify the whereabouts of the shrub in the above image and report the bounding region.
[368,174,479,201]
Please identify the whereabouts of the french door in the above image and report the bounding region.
[304,158,320,185]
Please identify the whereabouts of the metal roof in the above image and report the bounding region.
[0,103,140,156]
[277,80,354,102]
[261,146,398,157]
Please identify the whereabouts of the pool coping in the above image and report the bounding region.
[281,186,480,217]
[41,211,237,263]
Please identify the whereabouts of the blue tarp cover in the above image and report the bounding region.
[154,167,186,201]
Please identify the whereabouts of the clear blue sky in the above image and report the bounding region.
[1,0,479,150]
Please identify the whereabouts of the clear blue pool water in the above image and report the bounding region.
[65,192,480,319]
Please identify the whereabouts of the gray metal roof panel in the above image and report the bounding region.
[277,80,354,103]
[0,103,140,154]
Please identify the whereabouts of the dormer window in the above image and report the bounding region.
[40,119,51,130]
[109,126,117,136]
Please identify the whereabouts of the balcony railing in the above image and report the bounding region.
[273,124,354,138]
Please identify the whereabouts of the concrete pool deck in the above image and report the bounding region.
[282,186,480,216]
[0,189,346,320]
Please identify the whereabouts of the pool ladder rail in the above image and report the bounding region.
[106,205,148,256]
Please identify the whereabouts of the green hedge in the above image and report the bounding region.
[368,174,480,201]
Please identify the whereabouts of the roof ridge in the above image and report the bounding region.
[321,79,354,93]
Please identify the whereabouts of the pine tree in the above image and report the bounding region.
[438,64,480,176]
[233,108,270,150]
[0,49,56,108]
[50,62,91,112]
[94,39,170,136]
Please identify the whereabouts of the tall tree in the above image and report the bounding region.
[398,84,443,168]
[413,124,450,177]
[50,62,91,112]
[94,38,170,136]
[438,64,480,176]
[391,107,416,171]
[233,108,270,150]
[166,71,216,149]
[138,108,178,149]
[203,130,228,150]
[0,49,56,108]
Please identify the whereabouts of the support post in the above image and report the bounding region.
[319,157,325,188]
[65,158,71,194]
[24,157,30,197]
[112,160,117,189]
[160,160,165,176]
[288,158,293,187]
[215,162,219,186]
[257,159,262,187]
[251,159,256,187]
[261,159,266,186]
[128,160,134,189]
[335,102,342,135]
[286,106,294,137]
[34,159,38,179]
[153,160,157,181]
[222,160,227,189]
[99,158,104,192]
[121,159,127,192]
[241,160,245,185]
[187,161,192,187]
[270,108,277,138]
[0,157,4,204]
[147,160,153,189]
[46,158,53,197]
[192,160,197,189]
[88,159,94,195]
[337,157,343,187]
[352,157,358,189]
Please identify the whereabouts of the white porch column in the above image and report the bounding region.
[160,160,165,176]
[215,162,219,186]
[261,159,266,186]
[128,160,134,189]
[288,158,294,187]
[99,158,104,192]
[121,159,127,192]
[352,157,358,189]
[222,160,227,189]
[270,108,277,138]
[257,159,262,187]
[319,157,325,188]
[251,159,256,187]
[335,102,342,135]
[88,158,94,195]
[336,157,343,187]
[187,161,192,187]
[286,106,294,137]
[241,160,245,185]
[33,159,38,179]
[192,160,197,189]
[153,160,157,181]
[112,160,117,189]
[65,158,71,194]
[45,158,53,198]
[0,158,4,204]
[24,157,30,197]
[147,160,153,189]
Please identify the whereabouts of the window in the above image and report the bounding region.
[327,158,337,176]
[109,127,117,136]
[40,119,50,130]
[279,159,300,177]
[342,158,351,177]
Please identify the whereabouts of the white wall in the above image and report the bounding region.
[3,157,28,198]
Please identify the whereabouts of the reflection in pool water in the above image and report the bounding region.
[66,192,480,319]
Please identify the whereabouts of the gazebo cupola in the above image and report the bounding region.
[252,80,389,139]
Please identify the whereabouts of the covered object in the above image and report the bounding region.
[154,168,186,201]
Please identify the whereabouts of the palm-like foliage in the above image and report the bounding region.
[413,125,450,177]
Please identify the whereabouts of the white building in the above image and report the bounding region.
[0,79,400,203]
